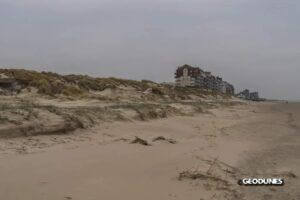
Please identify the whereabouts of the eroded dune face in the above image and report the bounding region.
[0,69,242,138]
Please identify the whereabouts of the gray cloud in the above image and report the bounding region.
[0,0,300,100]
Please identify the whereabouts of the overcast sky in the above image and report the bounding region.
[0,0,299,100]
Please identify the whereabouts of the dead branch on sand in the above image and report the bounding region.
[131,137,151,146]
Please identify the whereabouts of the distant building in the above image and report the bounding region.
[224,82,235,95]
[175,64,203,87]
[175,64,235,95]
[237,89,250,99]
[249,92,259,101]
[237,89,260,101]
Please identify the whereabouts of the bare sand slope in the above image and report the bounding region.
[0,102,299,200]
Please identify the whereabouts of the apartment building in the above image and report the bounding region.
[249,92,259,101]
[237,89,259,101]
[175,64,235,95]
[175,64,203,87]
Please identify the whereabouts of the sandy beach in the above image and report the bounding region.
[2,0,300,198]
[0,101,299,200]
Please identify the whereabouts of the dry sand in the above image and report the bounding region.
[0,102,299,200]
